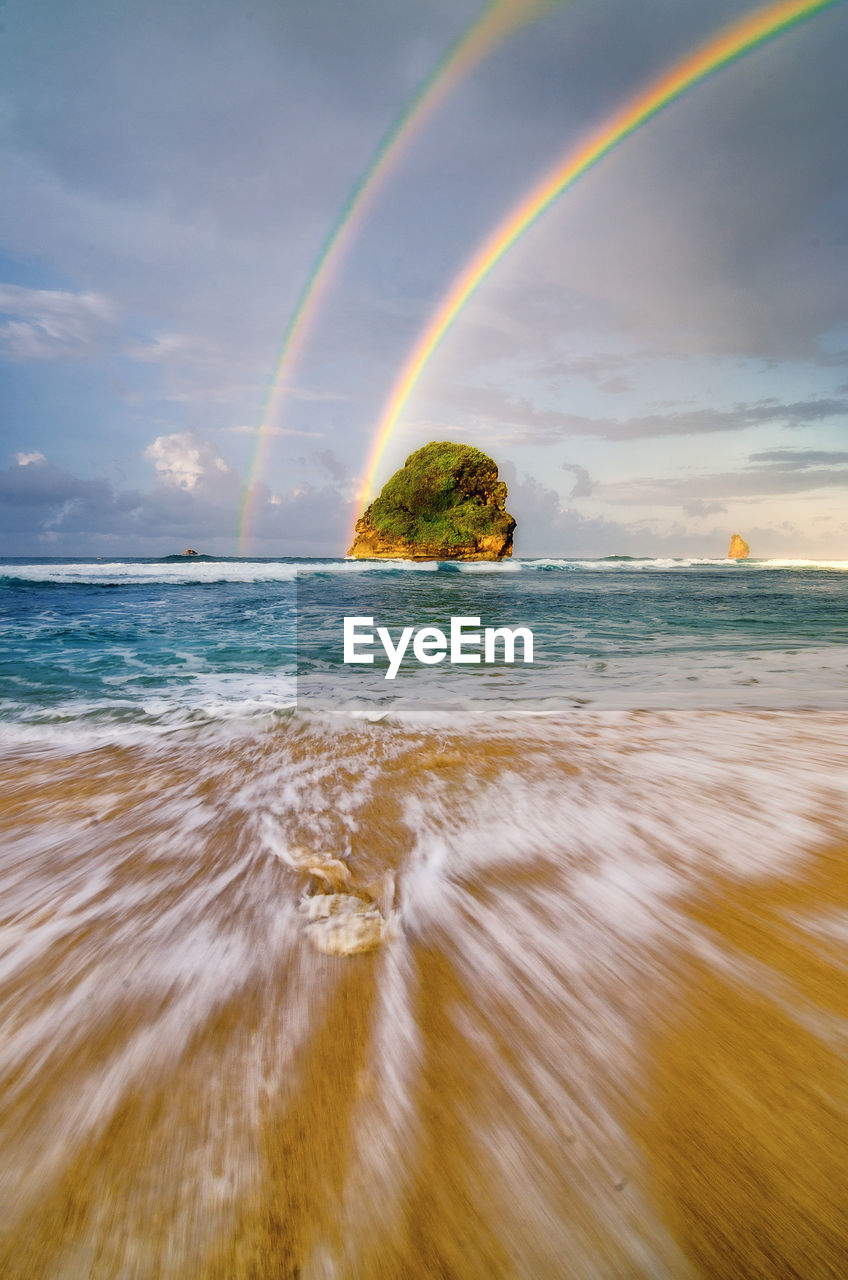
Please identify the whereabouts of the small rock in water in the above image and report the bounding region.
[727,532,750,559]
[305,857,351,891]
[286,845,351,891]
[302,892,386,956]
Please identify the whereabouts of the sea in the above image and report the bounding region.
[1,556,847,1277]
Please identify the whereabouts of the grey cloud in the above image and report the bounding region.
[0,458,144,537]
[581,398,848,443]
[296,448,349,483]
[0,445,357,556]
[451,387,848,444]
[537,350,632,387]
[499,466,771,558]
[597,373,632,394]
[809,350,848,367]
[3,0,848,546]
[499,466,635,557]
[445,3,848,365]
[561,462,593,498]
[683,500,728,518]
[748,448,848,469]
[598,464,848,508]
[6,0,838,396]
[4,0,481,231]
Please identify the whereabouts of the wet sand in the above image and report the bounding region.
[0,712,846,1277]
[636,847,848,1279]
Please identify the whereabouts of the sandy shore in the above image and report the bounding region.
[0,713,846,1277]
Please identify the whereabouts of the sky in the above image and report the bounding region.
[2,0,848,558]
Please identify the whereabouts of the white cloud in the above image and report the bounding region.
[0,285,118,361]
[124,332,189,362]
[15,451,46,466]
[144,432,236,491]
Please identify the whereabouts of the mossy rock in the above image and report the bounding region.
[348,442,516,560]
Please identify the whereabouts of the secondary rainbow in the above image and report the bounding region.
[237,0,561,554]
[356,0,842,522]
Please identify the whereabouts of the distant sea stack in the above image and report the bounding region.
[728,533,750,560]
[348,442,516,560]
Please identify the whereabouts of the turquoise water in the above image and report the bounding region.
[2,556,848,736]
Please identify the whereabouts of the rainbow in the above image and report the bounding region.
[356,0,842,523]
[238,0,561,554]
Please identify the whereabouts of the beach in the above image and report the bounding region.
[1,560,847,1276]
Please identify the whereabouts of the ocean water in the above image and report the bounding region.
[1,557,847,1276]
[2,555,848,737]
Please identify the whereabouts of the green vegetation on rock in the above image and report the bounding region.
[348,441,515,560]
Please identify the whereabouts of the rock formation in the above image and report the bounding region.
[348,441,515,560]
[727,533,750,560]
[288,844,392,956]
[302,893,387,956]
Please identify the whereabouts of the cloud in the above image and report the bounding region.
[498,465,629,556]
[683,499,728,518]
[748,448,848,469]
[283,386,353,404]
[447,386,848,444]
[0,285,118,361]
[583,398,848,443]
[598,460,848,508]
[226,424,324,439]
[0,446,358,556]
[2,439,846,558]
[537,350,633,391]
[498,467,759,557]
[298,448,349,483]
[124,332,191,362]
[0,458,144,541]
[561,462,593,498]
[144,432,237,492]
[3,0,848,540]
[487,7,848,364]
[15,451,47,466]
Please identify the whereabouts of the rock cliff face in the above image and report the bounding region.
[348,441,515,560]
[728,533,750,560]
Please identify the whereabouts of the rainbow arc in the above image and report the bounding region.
[237,0,561,554]
[355,0,842,528]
